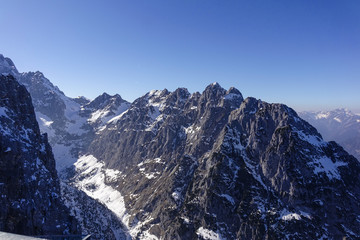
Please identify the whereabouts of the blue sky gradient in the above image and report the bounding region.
[0,0,359,112]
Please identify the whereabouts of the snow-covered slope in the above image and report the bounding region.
[0,54,130,239]
[1,54,359,239]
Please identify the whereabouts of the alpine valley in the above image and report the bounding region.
[0,54,359,240]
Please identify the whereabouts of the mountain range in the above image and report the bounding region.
[299,109,360,161]
[0,54,359,239]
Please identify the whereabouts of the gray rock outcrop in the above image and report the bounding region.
[0,74,78,235]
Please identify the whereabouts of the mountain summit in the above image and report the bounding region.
[1,54,359,239]
[84,84,359,239]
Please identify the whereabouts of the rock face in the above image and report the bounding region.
[1,53,359,239]
[0,54,131,239]
[85,84,360,239]
[299,109,360,161]
[87,83,360,239]
[17,71,130,172]
[0,75,78,235]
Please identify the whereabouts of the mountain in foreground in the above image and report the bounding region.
[1,54,359,239]
[0,74,78,235]
[0,54,133,239]
[299,109,360,161]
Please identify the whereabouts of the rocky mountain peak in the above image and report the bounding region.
[0,74,78,235]
[2,53,359,239]
[0,54,19,76]
[204,81,226,95]
[86,92,125,110]
[86,84,360,239]
[163,88,190,110]
[197,82,228,115]
[19,71,64,95]
[72,96,90,105]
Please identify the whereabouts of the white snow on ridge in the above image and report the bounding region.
[309,156,347,180]
[295,130,325,147]
[281,212,301,221]
[108,109,129,124]
[39,117,53,127]
[89,109,110,123]
[280,209,311,221]
[89,102,130,127]
[196,227,224,240]
[315,113,330,119]
[145,113,164,132]
[333,117,342,123]
[148,90,167,111]
[184,125,201,138]
[36,112,54,133]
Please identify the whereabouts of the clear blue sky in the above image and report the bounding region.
[0,0,359,112]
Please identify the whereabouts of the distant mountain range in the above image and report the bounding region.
[0,54,359,239]
[299,109,360,161]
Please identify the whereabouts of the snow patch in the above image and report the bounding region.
[108,109,129,124]
[315,113,330,119]
[196,227,224,240]
[295,130,325,147]
[36,112,54,129]
[309,156,347,180]
[172,191,181,202]
[145,113,164,132]
[138,166,160,179]
[333,117,342,123]
[184,125,201,137]
[74,155,130,226]
[282,213,301,221]
[280,209,311,221]
[89,109,110,123]
[90,102,130,128]
[104,168,122,182]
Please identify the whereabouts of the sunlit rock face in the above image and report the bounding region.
[88,83,360,239]
[2,53,359,239]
